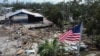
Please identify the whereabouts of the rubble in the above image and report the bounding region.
[16,49,24,55]
[0,22,92,56]
[0,23,62,56]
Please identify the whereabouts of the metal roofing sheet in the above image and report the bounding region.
[7,9,43,17]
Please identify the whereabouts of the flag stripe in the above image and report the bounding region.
[66,36,80,37]
[59,31,73,42]
[65,39,80,41]
[66,37,80,39]
[59,30,72,41]
[59,30,70,39]
[59,23,81,42]
[60,31,72,41]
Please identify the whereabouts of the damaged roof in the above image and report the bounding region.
[7,9,43,17]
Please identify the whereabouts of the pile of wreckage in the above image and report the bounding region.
[0,23,62,56]
[0,23,89,56]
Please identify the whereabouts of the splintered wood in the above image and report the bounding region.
[0,23,61,56]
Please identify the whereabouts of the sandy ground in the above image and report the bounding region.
[0,36,38,56]
[0,36,17,55]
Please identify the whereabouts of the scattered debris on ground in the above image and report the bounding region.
[0,23,62,56]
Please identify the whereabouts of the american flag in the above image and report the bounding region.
[59,23,82,42]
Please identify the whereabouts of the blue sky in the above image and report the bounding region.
[0,0,71,4]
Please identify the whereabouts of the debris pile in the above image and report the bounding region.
[0,23,62,56]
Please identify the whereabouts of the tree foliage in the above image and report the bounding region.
[38,39,60,56]
[3,0,100,35]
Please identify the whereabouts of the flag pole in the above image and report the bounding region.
[77,22,83,56]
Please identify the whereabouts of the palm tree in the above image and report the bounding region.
[38,38,60,56]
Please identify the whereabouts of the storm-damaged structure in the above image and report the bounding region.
[7,9,43,23]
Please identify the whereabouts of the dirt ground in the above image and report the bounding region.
[0,23,60,56]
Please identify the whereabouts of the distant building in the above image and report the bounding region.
[7,9,44,23]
